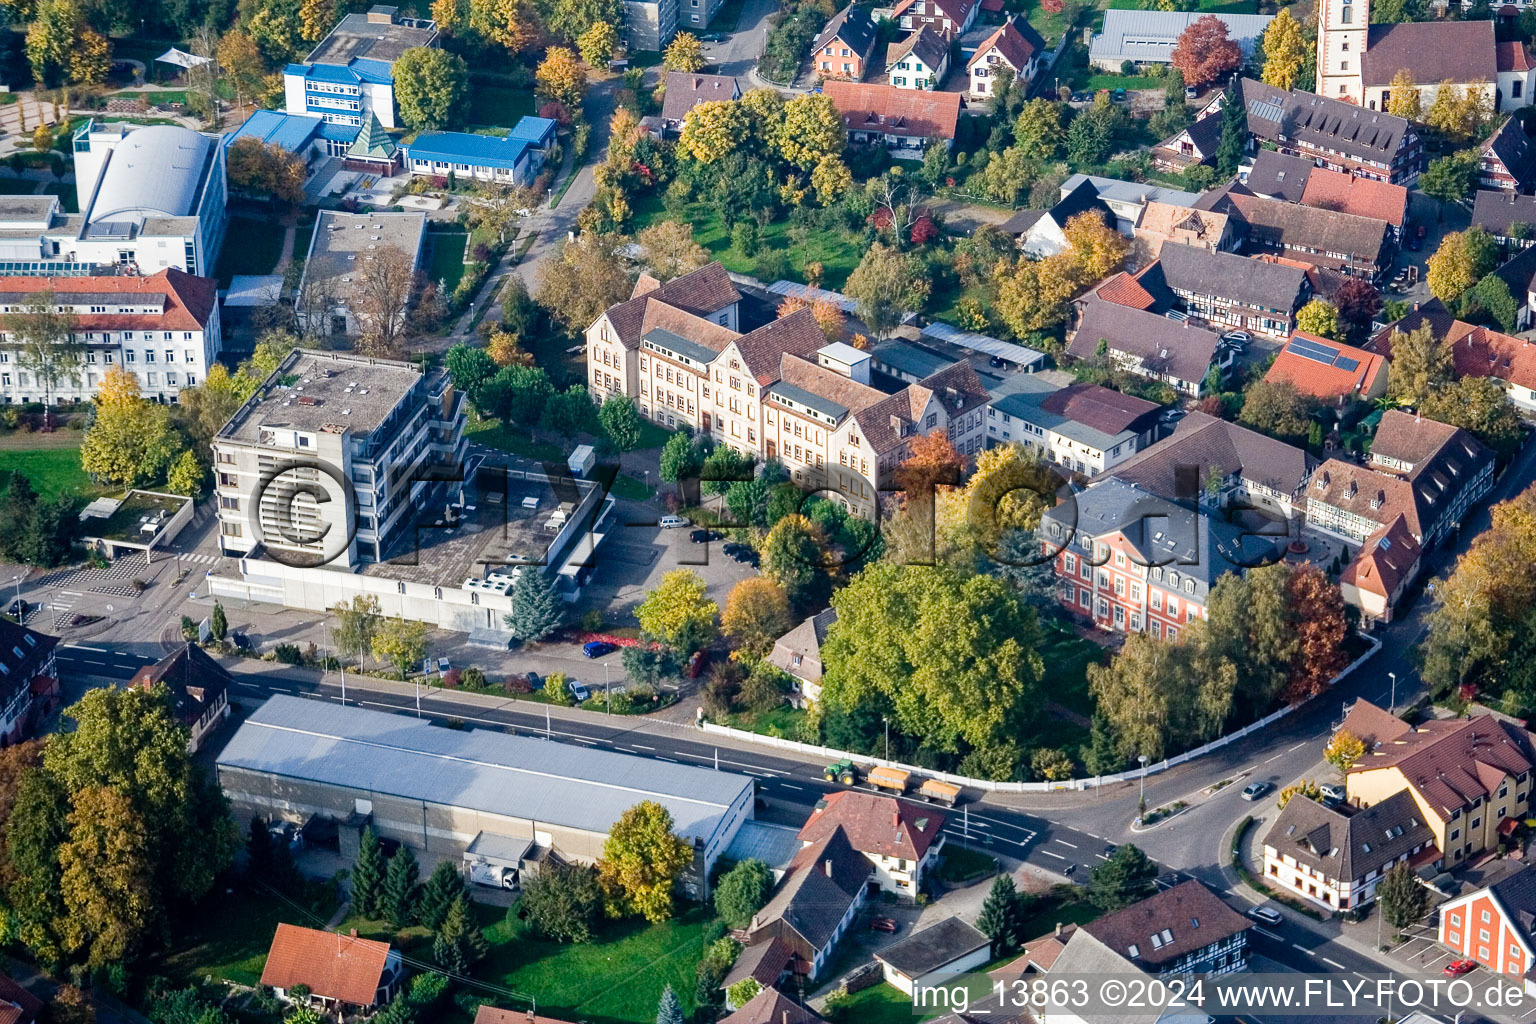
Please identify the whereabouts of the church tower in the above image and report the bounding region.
[1316,0,1368,104]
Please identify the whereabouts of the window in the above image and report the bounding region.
[1484,910,1492,923]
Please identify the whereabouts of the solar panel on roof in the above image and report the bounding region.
[1289,337,1341,364]
[1249,98,1285,123]
[1335,356,1360,372]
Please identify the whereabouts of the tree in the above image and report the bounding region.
[1063,211,1130,280]
[599,394,643,451]
[656,985,685,1024]
[1083,713,1123,775]
[1215,79,1247,177]
[381,845,421,928]
[1260,9,1307,90]
[777,93,845,170]
[598,800,694,922]
[351,827,385,916]
[49,987,93,1024]
[1420,149,1480,207]
[371,618,428,679]
[6,290,80,428]
[432,892,488,974]
[486,330,532,367]
[778,296,845,342]
[1378,862,1429,929]
[1465,272,1520,333]
[521,862,603,942]
[637,220,711,281]
[56,786,154,968]
[1425,82,1492,146]
[1421,374,1525,458]
[726,980,761,1010]
[353,245,417,355]
[844,243,930,337]
[811,155,853,205]
[577,19,617,65]
[1386,322,1453,405]
[713,858,772,929]
[476,364,554,423]
[446,344,499,401]
[636,569,718,654]
[663,31,705,71]
[1285,563,1349,701]
[25,0,83,87]
[760,513,828,606]
[1172,14,1241,87]
[1013,99,1065,160]
[298,0,336,42]
[505,566,564,642]
[226,138,307,204]
[418,858,467,931]
[1386,68,1420,120]
[679,99,747,164]
[210,601,228,642]
[1088,632,1213,762]
[994,253,1082,336]
[392,47,469,131]
[218,30,267,113]
[977,873,1026,955]
[1066,98,1116,165]
[331,594,383,669]
[1088,843,1159,911]
[1335,278,1383,338]
[81,369,184,489]
[540,384,597,436]
[722,578,791,659]
[165,450,205,497]
[536,232,635,332]
[468,0,539,51]
[537,46,589,108]
[1324,728,1367,772]
[1295,299,1341,340]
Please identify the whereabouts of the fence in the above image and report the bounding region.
[690,632,1383,794]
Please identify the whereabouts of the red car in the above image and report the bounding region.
[1445,959,1478,976]
[689,650,708,678]
[870,917,898,933]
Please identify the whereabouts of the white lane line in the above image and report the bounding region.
[656,756,679,762]
[669,750,790,775]
[1254,927,1282,941]
[1040,850,1067,860]
[1323,958,1346,969]
[72,645,106,653]
[779,783,804,790]
[632,744,656,750]
[1096,853,1111,861]
[1292,944,1316,955]
[1265,753,1284,763]
[1289,742,1306,752]
[82,659,105,666]
[1056,840,1079,848]
[967,821,992,829]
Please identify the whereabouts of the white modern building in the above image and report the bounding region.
[0,269,220,405]
[297,210,426,337]
[283,5,438,133]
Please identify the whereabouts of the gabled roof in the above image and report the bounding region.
[1341,513,1421,600]
[891,0,977,30]
[0,974,41,1024]
[720,987,826,1024]
[1239,78,1414,166]
[798,791,946,861]
[966,17,1045,71]
[661,71,742,122]
[1105,409,1314,499]
[1081,880,1252,969]
[822,80,961,140]
[130,642,231,729]
[1089,271,1158,310]
[1068,297,1221,385]
[1446,867,1536,956]
[1223,192,1391,267]
[0,621,55,697]
[886,25,949,73]
[736,311,827,385]
[599,261,741,345]
[475,1009,579,1024]
[1300,166,1408,227]
[875,917,989,977]
[1347,710,1536,818]
[1265,331,1388,400]
[260,923,393,1005]
[767,608,837,684]
[1263,788,1432,883]
[1361,20,1497,87]
[750,827,869,951]
[1446,320,1536,393]
[1337,697,1414,748]
[722,935,796,990]
[1499,40,1536,73]
[1148,241,1310,311]
[813,4,879,59]
[1482,117,1536,192]
[1245,149,1315,203]
[1471,190,1536,236]
[0,269,216,332]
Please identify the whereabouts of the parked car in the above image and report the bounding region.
[1246,906,1283,925]
[1112,88,1127,102]
[232,630,254,652]
[989,355,1007,368]
[1319,783,1346,802]
[1158,408,1186,424]
[437,657,451,673]
[5,598,25,619]
[1445,960,1478,976]
[1185,85,1199,100]
[1222,330,1251,345]
[723,542,759,565]
[1242,781,1271,801]
[870,917,898,933]
[567,680,592,702]
[1102,843,1117,859]
[690,528,724,543]
[583,641,615,658]
[659,515,689,529]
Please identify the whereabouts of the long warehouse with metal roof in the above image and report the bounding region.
[217,695,756,898]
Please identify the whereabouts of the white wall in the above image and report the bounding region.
[284,72,308,117]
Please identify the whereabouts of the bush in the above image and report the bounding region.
[504,673,533,694]
[462,666,485,689]
[441,668,462,688]
[273,643,303,665]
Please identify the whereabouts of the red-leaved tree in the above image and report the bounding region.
[1171,15,1242,88]
[1284,563,1351,702]
[1335,278,1384,337]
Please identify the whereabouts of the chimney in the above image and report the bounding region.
[1055,921,1063,937]
[350,929,358,937]
[893,811,900,827]
[528,1011,536,1024]
[824,858,834,877]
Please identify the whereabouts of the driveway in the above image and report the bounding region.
[705,0,779,79]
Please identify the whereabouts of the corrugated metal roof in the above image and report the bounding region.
[766,279,859,314]
[506,116,558,145]
[407,131,530,171]
[1089,10,1273,64]
[921,321,1046,368]
[217,696,754,844]
[226,110,325,154]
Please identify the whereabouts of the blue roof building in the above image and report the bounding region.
[227,109,326,153]
[283,6,438,130]
[404,117,560,188]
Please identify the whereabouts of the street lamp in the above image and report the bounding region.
[1137,754,1149,822]
[1388,671,1397,714]
[882,716,890,761]
[8,574,21,615]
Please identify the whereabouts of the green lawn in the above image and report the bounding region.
[836,983,939,1024]
[466,416,567,461]
[115,89,189,105]
[626,50,665,68]
[1018,890,1102,940]
[468,81,536,128]
[425,232,469,294]
[0,438,95,500]
[1080,74,1162,91]
[214,216,287,287]
[1039,625,1108,720]
[292,221,316,262]
[1015,0,1081,45]
[635,419,673,451]
[158,885,339,987]
[937,843,998,884]
[609,472,654,500]
[724,704,812,740]
[43,182,77,212]
[629,194,864,289]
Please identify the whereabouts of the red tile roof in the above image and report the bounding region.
[1447,321,1536,393]
[966,18,1040,72]
[1348,712,1536,818]
[822,80,961,141]
[1340,513,1421,600]
[797,790,946,861]
[260,924,393,1006]
[1090,271,1157,310]
[1498,40,1535,72]
[720,988,825,1024]
[1265,331,1388,400]
[1338,698,1415,748]
[0,268,216,332]
[891,0,978,32]
[475,1010,579,1024]
[0,974,41,1024]
[1300,167,1408,227]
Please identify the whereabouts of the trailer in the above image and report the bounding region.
[920,779,962,806]
[868,766,911,793]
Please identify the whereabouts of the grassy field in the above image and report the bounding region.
[1079,73,1162,91]
[214,216,287,286]
[0,436,95,500]
[425,232,469,294]
[630,195,864,290]
[157,885,338,988]
[724,704,811,740]
[465,416,566,461]
[937,843,998,884]
[468,82,536,128]
[837,983,940,1024]
[1039,625,1108,721]
[609,472,654,500]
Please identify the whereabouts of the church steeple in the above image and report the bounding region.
[1317,0,1368,104]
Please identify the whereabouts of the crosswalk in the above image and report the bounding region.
[49,591,80,630]
[175,553,220,565]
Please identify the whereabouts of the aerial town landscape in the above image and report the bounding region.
[10,0,1536,1018]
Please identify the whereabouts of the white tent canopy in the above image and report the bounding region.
[155,48,212,69]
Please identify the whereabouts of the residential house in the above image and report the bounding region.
[1105,409,1316,523]
[720,988,826,1024]
[767,608,837,706]
[1238,79,1422,186]
[1263,331,1389,404]
[1471,190,1536,253]
[874,918,991,996]
[1480,116,1536,194]
[1210,191,1395,281]
[1299,165,1408,241]
[1054,174,1198,235]
[985,375,1161,475]
[282,6,438,131]
[130,643,231,752]
[720,938,798,1006]
[1038,476,1277,638]
[967,17,1046,99]
[1151,108,1224,176]
[0,621,56,747]
[1439,866,1536,980]
[886,26,949,89]
[1339,513,1422,625]
[1134,201,1238,259]
[891,0,978,38]
[475,1011,581,1024]
[1244,149,1316,202]
[0,974,40,1024]
[1003,177,1115,257]
[1077,880,1253,977]
[1305,410,1494,552]
[823,80,962,152]
[1078,269,1163,312]
[660,72,742,130]
[1138,243,1311,340]
[1262,789,1437,911]
[746,828,870,981]
[797,791,946,895]
[1089,10,1273,70]
[812,5,879,81]
[261,923,405,1011]
[1068,298,1225,396]
[1340,698,1536,866]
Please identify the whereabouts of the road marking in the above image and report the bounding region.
[968,821,992,829]
[1292,944,1316,955]
[656,756,678,762]
[1040,850,1067,860]
[1056,840,1078,848]
[1323,958,1346,969]
[632,744,655,750]
[1096,853,1111,861]
[1264,753,1283,763]
[1289,743,1306,752]
[73,645,106,653]
[1254,927,1282,941]
[779,783,804,790]
[82,659,105,666]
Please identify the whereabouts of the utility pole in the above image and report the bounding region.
[1388,671,1397,714]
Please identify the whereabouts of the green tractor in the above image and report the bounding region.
[824,759,859,786]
